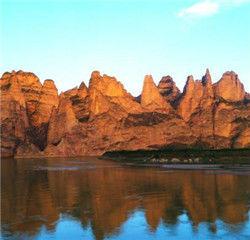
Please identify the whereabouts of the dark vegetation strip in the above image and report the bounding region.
[102,148,250,165]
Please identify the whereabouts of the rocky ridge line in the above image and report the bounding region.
[0,69,249,158]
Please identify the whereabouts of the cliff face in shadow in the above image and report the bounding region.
[1,69,249,157]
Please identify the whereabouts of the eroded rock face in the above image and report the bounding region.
[141,75,172,112]
[47,93,78,146]
[33,79,59,126]
[178,75,204,122]
[1,69,249,158]
[176,69,250,148]
[187,69,215,145]
[215,71,245,102]
[157,75,181,105]
[88,71,142,118]
[213,101,250,148]
[178,69,214,122]
[13,71,43,125]
[0,71,59,156]
[234,128,250,148]
[0,72,29,157]
[25,79,59,150]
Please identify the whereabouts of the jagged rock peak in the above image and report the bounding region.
[89,71,130,98]
[78,81,88,98]
[158,75,173,85]
[43,79,57,90]
[158,75,181,104]
[79,81,88,90]
[202,68,212,85]
[141,75,172,111]
[183,75,195,93]
[89,70,102,88]
[201,69,214,98]
[223,71,237,77]
[1,70,41,87]
[62,87,79,98]
[1,71,12,79]
[91,70,101,79]
[178,74,208,122]
[88,70,142,117]
[215,71,245,102]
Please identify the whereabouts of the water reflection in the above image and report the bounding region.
[1,157,250,239]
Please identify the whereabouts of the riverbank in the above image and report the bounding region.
[102,149,250,167]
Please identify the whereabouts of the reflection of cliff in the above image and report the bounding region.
[182,173,250,225]
[1,158,250,239]
[1,158,59,235]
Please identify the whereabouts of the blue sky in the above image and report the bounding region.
[1,0,250,95]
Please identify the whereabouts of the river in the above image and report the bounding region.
[1,157,250,240]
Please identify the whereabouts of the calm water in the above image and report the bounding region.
[1,157,250,240]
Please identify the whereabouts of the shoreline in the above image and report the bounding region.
[102,148,250,167]
[120,163,250,171]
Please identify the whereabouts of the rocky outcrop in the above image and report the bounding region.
[33,79,59,126]
[1,69,249,158]
[0,71,59,156]
[25,79,59,150]
[213,99,250,148]
[234,128,250,148]
[178,69,214,123]
[157,75,181,105]
[47,93,78,146]
[179,69,215,146]
[178,75,203,122]
[214,71,245,102]
[175,69,249,148]
[89,71,142,118]
[213,72,249,148]
[0,72,29,157]
[141,75,172,112]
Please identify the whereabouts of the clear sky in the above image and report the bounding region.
[1,0,250,95]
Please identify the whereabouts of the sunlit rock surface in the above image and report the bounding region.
[157,75,181,105]
[1,69,249,157]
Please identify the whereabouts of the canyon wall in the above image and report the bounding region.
[1,69,249,158]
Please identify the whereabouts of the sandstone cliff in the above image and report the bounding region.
[1,69,249,158]
[157,75,181,105]
[214,71,245,102]
[0,71,59,157]
[141,75,172,112]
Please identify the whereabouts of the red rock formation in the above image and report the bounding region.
[47,93,78,146]
[34,79,59,126]
[141,75,172,112]
[178,69,214,123]
[88,71,142,118]
[1,69,249,158]
[157,75,181,105]
[213,72,250,148]
[234,128,250,148]
[0,71,59,156]
[0,72,29,157]
[214,71,245,102]
[13,71,43,125]
[178,75,203,122]
[178,69,215,146]
[175,69,250,148]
